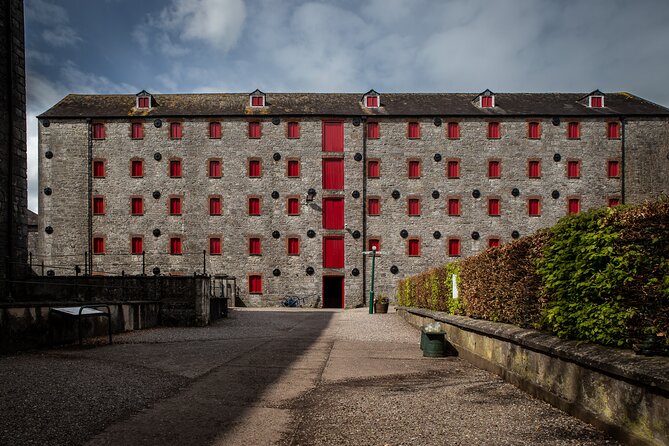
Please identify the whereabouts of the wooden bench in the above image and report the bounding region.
[49,305,112,347]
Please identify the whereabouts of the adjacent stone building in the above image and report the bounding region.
[37,90,669,307]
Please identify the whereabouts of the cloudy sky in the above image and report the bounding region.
[24,0,669,211]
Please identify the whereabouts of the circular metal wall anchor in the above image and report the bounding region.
[471,231,480,240]
[433,231,442,239]
[352,190,360,199]
[45,226,53,234]
[43,187,52,196]
[153,267,161,276]
[472,189,481,199]
[271,191,280,199]
[433,117,442,127]
[512,188,520,197]
[354,153,362,162]
[42,119,50,127]
[552,116,560,126]
[154,119,162,128]
[154,152,162,161]
[153,228,161,237]
[553,153,562,162]
[153,191,161,199]
[432,190,440,199]
[307,229,316,238]
[400,229,408,239]
[512,230,520,239]
[273,152,281,161]
[308,188,316,197]
[306,266,315,276]
[45,150,53,159]
[392,190,400,199]
[351,268,360,277]
[47,270,55,277]
[433,153,442,162]
[552,190,560,199]
[273,268,281,277]
[272,117,280,125]
[272,230,280,239]
[352,117,361,126]
[352,230,361,239]
[390,265,399,275]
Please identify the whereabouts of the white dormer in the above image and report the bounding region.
[136,90,154,109]
[586,89,605,108]
[476,89,495,108]
[362,89,380,108]
[250,89,266,107]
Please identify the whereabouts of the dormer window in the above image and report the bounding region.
[135,90,154,109]
[582,90,605,108]
[362,89,380,108]
[477,89,495,108]
[590,96,604,108]
[250,89,266,107]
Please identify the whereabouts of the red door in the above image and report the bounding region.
[322,159,344,190]
[322,198,344,229]
[323,236,344,268]
[322,121,344,152]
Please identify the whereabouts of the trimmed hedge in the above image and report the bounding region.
[398,262,461,314]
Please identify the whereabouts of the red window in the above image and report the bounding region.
[131,237,143,254]
[287,160,300,177]
[131,160,143,177]
[131,123,143,139]
[170,159,182,178]
[568,198,580,215]
[248,159,262,177]
[366,96,378,107]
[92,123,105,139]
[249,237,261,255]
[608,198,620,207]
[447,160,460,178]
[322,159,344,190]
[590,96,603,107]
[481,96,493,108]
[368,198,380,216]
[169,197,182,215]
[323,198,344,229]
[287,198,300,215]
[528,160,541,178]
[488,198,500,216]
[368,239,380,252]
[448,198,460,216]
[251,96,264,106]
[209,122,221,139]
[323,237,344,268]
[528,122,540,139]
[447,122,460,139]
[93,160,105,177]
[248,197,261,216]
[488,122,500,139]
[567,161,580,178]
[93,237,105,254]
[249,274,262,293]
[407,122,420,139]
[209,237,222,255]
[607,122,620,139]
[209,197,221,215]
[608,160,620,178]
[528,198,541,216]
[170,122,182,139]
[367,160,380,178]
[138,97,149,108]
[408,198,421,216]
[323,121,344,152]
[448,239,461,257]
[367,122,379,139]
[488,238,500,248]
[488,160,500,178]
[248,122,261,139]
[408,160,421,178]
[131,197,143,215]
[408,239,420,256]
[287,122,300,139]
[170,237,182,255]
[93,196,104,215]
[568,122,580,139]
[208,160,221,178]
[288,237,300,255]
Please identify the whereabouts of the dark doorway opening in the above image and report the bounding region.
[323,276,344,308]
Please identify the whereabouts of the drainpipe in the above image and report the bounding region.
[5,0,15,297]
[87,118,93,275]
[361,116,368,307]
[620,117,626,204]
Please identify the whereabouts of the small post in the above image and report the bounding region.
[84,251,88,276]
[369,246,377,314]
[41,260,45,276]
[203,249,206,275]
[75,265,80,276]
[142,251,146,276]
[29,252,32,270]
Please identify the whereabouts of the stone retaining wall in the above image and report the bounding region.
[397,307,669,446]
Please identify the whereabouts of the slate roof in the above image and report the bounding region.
[38,92,669,119]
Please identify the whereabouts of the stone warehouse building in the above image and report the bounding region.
[37,90,669,307]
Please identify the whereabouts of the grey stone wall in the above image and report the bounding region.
[38,113,666,307]
[0,0,28,296]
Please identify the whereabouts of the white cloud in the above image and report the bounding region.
[26,0,82,48]
[42,27,82,47]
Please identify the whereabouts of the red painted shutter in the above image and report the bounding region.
[488,199,500,216]
[529,199,540,216]
[448,122,460,139]
[210,197,221,215]
[131,123,143,139]
[93,161,105,177]
[322,159,344,190]
[249,238,261,255]
[408,161,420,178]
[608,198,620,207]
[170,160,182,177]
[251,96,264,106]
[209,160,221,177]
[447,161,460,178]
[209,122,221,139]
[170,122,182,139]
[210,238,221,255]
[529,122,539,139]
[288,238,300,255]
[568,122,579,139]
[288,198,300,215]
[249,122,261,138]
[408,239,420,256]
[288,122,300,138]
[323,237,344,268]
[488,238,500,248]
[568,198,580,215]
[93,123,105,139]
[249,275,262,293]
[448,199,460,216]
[608,160,619,177]
[131,237,143,254]
[170,238,182,255]
[529,161,540,178]
[93,197,104,214]
[366,96,378,107]
[591,96,602,107]
[567,161,579,178]
[488,160,500,177]
[368,198,380,215]
[367,122,379,139]
[368,239,380,251]
[488,122,500,139]
[248,198,260,215]
[367,160,380,177]
[323,122,344,152]
[138,97,149,108]
[170,198,181,215]
[408,198,420,216]
[608,122,620,139]
[322,198,344,229]
[131,160,143,177]
[93,237,104,254]
[132,197,143,215]
[407,122,420,139]
[287,160,300,177]
[249,159,261,177]
[481,96,493,107]
[448,239,461,256]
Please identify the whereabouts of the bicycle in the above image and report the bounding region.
[281,295,318,308]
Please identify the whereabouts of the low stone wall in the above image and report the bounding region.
[397,307,669,446]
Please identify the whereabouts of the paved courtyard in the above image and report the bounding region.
[0,308,619,445]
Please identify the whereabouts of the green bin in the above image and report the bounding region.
[421,328,446,357]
